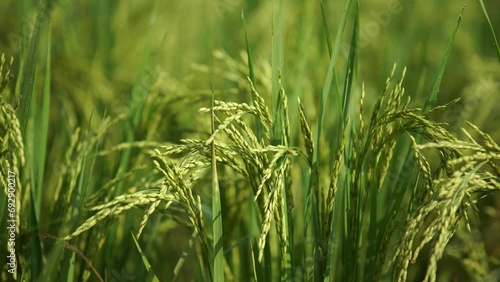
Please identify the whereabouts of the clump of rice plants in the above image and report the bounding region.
[58,62,499,281]
[1,1,499,281]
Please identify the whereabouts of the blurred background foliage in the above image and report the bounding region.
[0,0,499,281]
[0,0,498,138]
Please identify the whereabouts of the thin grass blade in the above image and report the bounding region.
[211,87,225,282]
[242,10,262,140]
[423,5,465,112]
[477,0,500,62]
[131,233,160,282]
[17,0,52,136]
[173,232,197,281]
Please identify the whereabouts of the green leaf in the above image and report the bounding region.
[132,233,160,282]
[477,0,500,62]
[211,87,225,282]
[423,5,465,112]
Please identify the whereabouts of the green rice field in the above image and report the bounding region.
[0,0,499,281]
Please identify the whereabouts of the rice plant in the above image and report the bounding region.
[1,0,499,281]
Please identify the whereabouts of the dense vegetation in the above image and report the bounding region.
[1,0,499,281]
